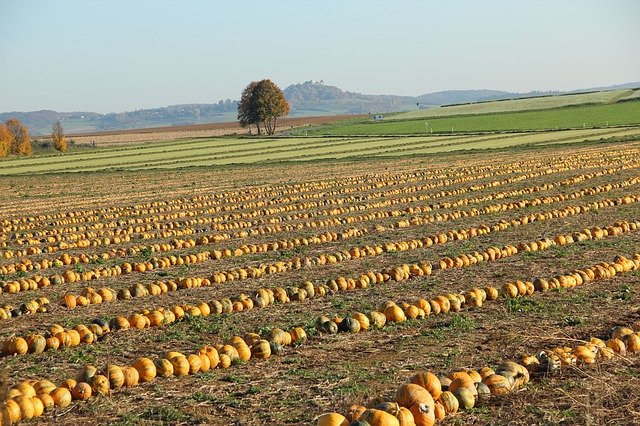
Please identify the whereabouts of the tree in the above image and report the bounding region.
[237,79,290,135]
[0,124,11,157]
[237,81,262,134]
[52,121,68,152]
[5,119,31,156]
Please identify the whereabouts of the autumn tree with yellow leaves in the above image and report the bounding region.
[52,121,68,152]
[4,119,32,156]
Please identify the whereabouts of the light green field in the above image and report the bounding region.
[2,127,639,176]
[393,89,639,120]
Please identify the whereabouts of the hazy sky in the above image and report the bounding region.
[1,0,638,113]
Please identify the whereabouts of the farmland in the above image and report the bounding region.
[2,133,640,425]
[2,126,640,176]
[302,99,640,136]
[393,88,640,120]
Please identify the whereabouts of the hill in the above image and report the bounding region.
[2,81,638,135]
[393,88,640,120]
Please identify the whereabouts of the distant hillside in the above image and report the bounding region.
[284,80,417,115]
[0,102,238,136]
[2,81,638,135]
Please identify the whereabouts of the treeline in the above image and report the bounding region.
[0,119,68,157]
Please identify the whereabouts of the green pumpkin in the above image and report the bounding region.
[319,320,338,334]
[338,316,361,333]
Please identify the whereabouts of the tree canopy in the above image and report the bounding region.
[237,79,290,135]
[52,121,68,152]
[5,119,31,156]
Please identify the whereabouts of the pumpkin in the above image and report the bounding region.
[397,407,416,426]
[606,338,626,355]
[33,379,57,395]
[409,372,441,400]
[384,304,406,322]
[348,404,367,421]
[3,337,28,355]
[61,379,77,390]
[122,366,140,387]
[187,354,202,374]
[76,365,98,383]
[395,384,435,412]
[218,354,232,368]
[374,402,401,416]
[31,396,44,417]
[477,366,495,379]
[316,412,349,426]
[230,338,252,361]
[107,365,125,388]
[352,313,370,331]
[14,382,36,398]
[289,327,308,344]
[155,359,174,377]
[448,376,477,396]
[170,355,190,376]
[244,332,262,346]
[270,340,284,355]
[433,296,450,313]
[218,344,240,360]
[198,353,211,372]
[612,327,634,340]
[319,320,339,334]
[133,357,157,382]
[625,333,640,353]
[339,316,361,333]
[483,374,511,395]
[475,381,491,401]
[14,395,35,420]
[369,311,387,329]
[433,402,445,420]
[200,346,220,368]
[72,382,92,401]
[50,387,72,408]
[251,340,272,359]
[485,286,499,300]
[25,334,46,354]
[37,393,55,411]
[4,399,22,424]
[408,403,434,426]
[452,387,475,410]
[360,409,400,426]
[91,374,110,395]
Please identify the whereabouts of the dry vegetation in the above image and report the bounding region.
[66,116,362,147]
[1,140,640,425]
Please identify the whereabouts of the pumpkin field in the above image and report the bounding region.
[1,137,640,425]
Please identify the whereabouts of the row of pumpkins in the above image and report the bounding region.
[317,319,640,426]
[2,213,638,356]
[2,179,634,306]
[3,248,638,424]
[315,252,640,338]
[2,149,622,257]
[1,158,635,282]
[0,297,49,320]
[0,326,306,424]
[4,149,581,238]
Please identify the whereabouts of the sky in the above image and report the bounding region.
[0,0,639,113]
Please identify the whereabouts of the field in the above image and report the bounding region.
[2,133,640,425]
[393,89,640,120]
[3,126,640,176]
[301,100,640,136]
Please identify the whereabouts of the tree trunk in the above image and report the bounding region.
[256,123,261,135]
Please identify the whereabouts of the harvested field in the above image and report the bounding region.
[1,140,640,425]
[65,115,365,147]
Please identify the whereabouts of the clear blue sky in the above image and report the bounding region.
[0,0,638,113]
